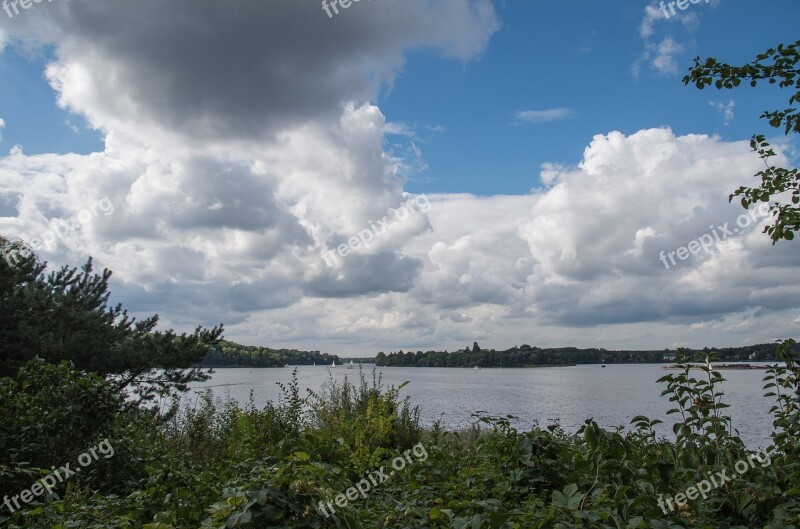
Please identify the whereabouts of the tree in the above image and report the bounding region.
[0,236,223,404]
[683,40,800,243]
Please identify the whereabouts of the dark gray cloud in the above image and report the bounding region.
[4,0,498,141]
[307,251,422,297]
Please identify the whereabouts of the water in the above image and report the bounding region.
[188,364,778,448]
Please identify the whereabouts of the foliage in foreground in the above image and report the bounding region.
[0,343,799,529]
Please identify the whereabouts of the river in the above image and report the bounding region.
[187,363,778,448]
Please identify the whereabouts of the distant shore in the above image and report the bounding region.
[196,362,782,369]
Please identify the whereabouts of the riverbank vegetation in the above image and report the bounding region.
[1,344,799,529]
[199,340,340,368]
[198,341,788,370]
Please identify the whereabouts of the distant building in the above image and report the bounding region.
[663,354,676,362]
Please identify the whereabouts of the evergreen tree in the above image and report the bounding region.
[0,237,223,404]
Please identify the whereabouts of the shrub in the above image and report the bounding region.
[0,359,121,497]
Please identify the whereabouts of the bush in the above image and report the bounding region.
[307,367,422,472]
[0,359,121,497]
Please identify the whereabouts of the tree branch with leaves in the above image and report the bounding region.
[684,39,800,242]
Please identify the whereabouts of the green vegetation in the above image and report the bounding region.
[199,340,340,367]
[375,342,790,367]
[1,345,799,528]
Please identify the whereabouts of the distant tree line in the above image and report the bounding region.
[198,340,340,367]
[374,342,791,368]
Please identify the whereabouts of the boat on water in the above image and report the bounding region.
[472,366,480,370]
[347,360,354,369]
[330,360,336,368]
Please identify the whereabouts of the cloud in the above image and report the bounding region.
[228,123,800,352]
[0,0,499,342]
[383,122,416,138]
[641,0,720,35]
[0,1,798,353]
[515,108,573,124]
[710,100,735,126]
[635,37,684,77]
[634,1,715,78]
[516,128,799,330]
[639,4,663,38]
[2,125,799,352]
[0,118,5,141]
[651,37,683,75]
[634,36,684,78]
[3,0,498,145]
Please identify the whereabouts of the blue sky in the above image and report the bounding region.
[380,1,800,195]
[0,48,101,154]
[0,0,798,354]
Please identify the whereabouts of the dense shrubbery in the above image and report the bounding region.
[1,343,799,529]
[0,360,122,496]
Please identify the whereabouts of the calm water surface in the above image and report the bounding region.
[188,364,776,448]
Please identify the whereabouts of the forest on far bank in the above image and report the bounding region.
[374,342,794,367]
[198,340,341,367]
[197,340,795,368]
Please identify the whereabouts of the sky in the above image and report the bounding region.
[0,0,798,356]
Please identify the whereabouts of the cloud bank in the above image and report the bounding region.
[0,1,797,354]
